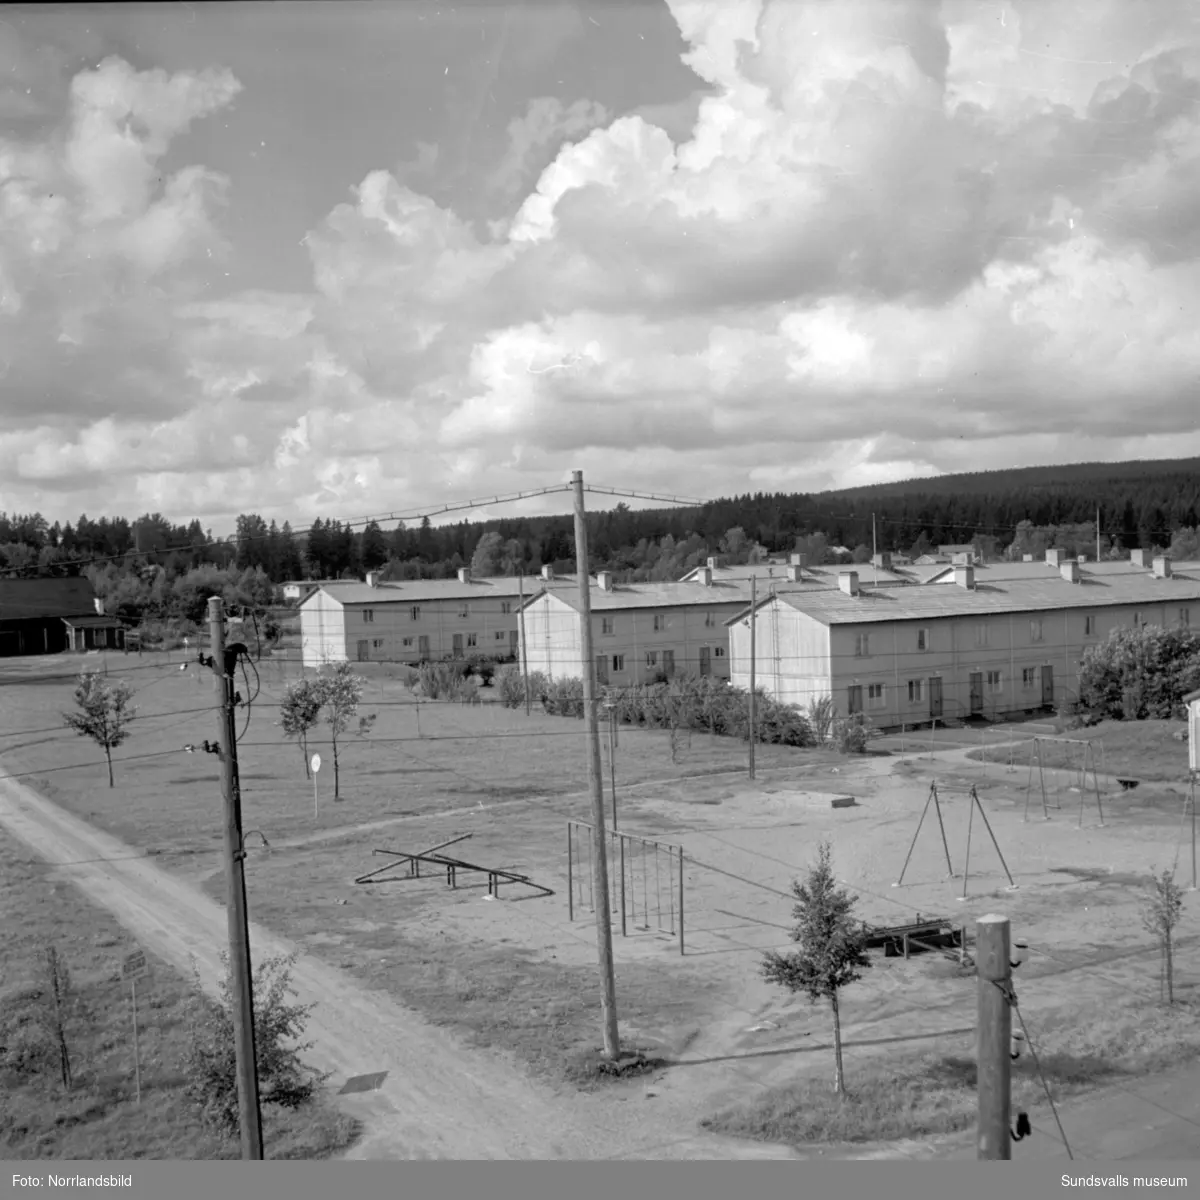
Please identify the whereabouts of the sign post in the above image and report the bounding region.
[311,753,322,818]
[121,949,149,1104]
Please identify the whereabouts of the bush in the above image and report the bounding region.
[835,712,871,754]
[184,952,325,1139]
[416,662,477,702]
[1079,625,1200,721]
[498,671,814,746]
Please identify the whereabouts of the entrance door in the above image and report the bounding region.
[929,676,943,719]
[1040,664,1054,708]
[509,629,519,657]
[698,646,711,677]
[662,649,676,678]
[969,671,983,714]
[452,633,464,657]
[418,635,430,659]
[848,685,863,715]
[356,639,369,662]
[595,655,609,685]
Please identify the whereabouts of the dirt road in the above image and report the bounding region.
[0,765,802,1160]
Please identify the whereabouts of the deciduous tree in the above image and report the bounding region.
[61,671,137,788]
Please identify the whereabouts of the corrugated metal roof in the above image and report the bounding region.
[680,562,912,587]
[923,559,1149,583]
[62,614,124,629]
[538,578,819,612]
[305,575,577,606]
[0,577,98,621]
[733,564,1200,626]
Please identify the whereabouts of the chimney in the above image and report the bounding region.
[696,566,713,587]
[597,571,614,592]
[1060,560,1080,584]
[871,552,892,571]
[541,564,555,581]
[954,564,975,589]
[1130,549,1148,568]
[787,564,803,583]
[790,552,807,567]
[1153,556,1172,579]
[951,551,971,566]
[457,567,471,584]
[1022,554,1034,563]
[365,571,378,588]
[1045,548,1064,567]
[838,571,859,596]
[707,556,726,570]
[93,596,105,616]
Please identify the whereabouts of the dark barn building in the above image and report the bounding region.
[0,577,126,657]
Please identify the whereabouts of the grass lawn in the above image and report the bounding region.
[701,990,1200,1146]
[0,827,360,1160]
[965,718,1192,784]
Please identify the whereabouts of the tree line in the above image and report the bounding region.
[3,458,1200,587]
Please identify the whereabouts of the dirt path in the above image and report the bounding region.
[0,764,805,1160]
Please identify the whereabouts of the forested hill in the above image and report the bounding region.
[2,455,1199,585]
[829,456,1200,502]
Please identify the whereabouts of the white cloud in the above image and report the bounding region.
[4,3,1200,530]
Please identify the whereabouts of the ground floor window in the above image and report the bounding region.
[612,654,625,672]
[907,679,923,703]
[986,670,1003,693]
[867,682,886,709]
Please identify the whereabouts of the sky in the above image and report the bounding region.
[2,0,1200,536]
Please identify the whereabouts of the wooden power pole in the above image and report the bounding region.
[976,913,1012,1160]
[208,596,264,1160]
[748,575,757,780]
[571,470,621,1060]
[518,570,532,717]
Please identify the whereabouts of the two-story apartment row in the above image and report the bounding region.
[727,553,1200,727]
[299,566,575,667]
[299,549,1200,731]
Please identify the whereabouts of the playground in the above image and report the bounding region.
[2,650,1198,1143]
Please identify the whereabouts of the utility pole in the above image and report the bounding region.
[571,470,621,1060]
[1096,505,1102,563]
[518,570,531,717]
[748,575,757,780]
[208,596,264,1160]
[976,913,1012,1160]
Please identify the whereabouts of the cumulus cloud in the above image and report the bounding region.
[4,1,1200,529]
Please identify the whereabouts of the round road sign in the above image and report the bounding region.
[310,754,322,774]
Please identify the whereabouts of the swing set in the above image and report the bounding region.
[567,819,685,956]
[1023,735,1107,827]
[893,781,1018,901]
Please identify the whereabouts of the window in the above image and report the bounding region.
[916,628,929,652]
[1084,615,1096,636]
[1021,667,1036,689]
[601,617,614,636]
[854,633,870,657]
[975,624,989,647]
[494,630,507,641]
[1029,619,1044,643]
[986,670,1003,694]
[646,651,658,667]
[410,606,421,621]
[1182,608,1192,628]
[714,646,726,658]
[908,679,923,703]
[372,639,384,649]
[402,637,414,647]
[459,603,469,618]
[705,611,716,628]
[653,614,666,632]
[867,683,886,709]
[363,609,375,623]
[466,632,477,648]
[612,655,625,672]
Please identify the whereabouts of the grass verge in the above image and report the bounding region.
[965,718,1190,783]
[0,828,360,1160]
[701,992,1200,1147]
